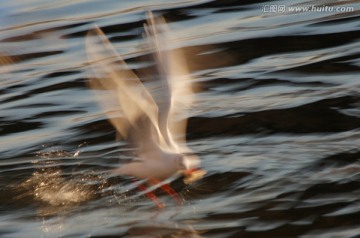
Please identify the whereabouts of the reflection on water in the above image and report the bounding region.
[0,0,359,237]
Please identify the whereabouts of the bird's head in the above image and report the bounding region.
[174,153,206,184]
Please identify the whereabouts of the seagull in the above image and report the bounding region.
[86,12,205,205]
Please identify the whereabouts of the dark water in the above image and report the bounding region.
[1,0,360,237]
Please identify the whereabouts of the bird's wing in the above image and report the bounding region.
[144,12,195,153]
[85,25,167,153]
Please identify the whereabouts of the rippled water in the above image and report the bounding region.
[1,0,360,237]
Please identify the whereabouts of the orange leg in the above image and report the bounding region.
[149,178,183,206]
[135,181,164,209]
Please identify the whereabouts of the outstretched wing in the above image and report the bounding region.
[144,12,195,153]
[86,25,166,153]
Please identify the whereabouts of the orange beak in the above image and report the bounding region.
[183,168,207,184]
[184,168,200,176]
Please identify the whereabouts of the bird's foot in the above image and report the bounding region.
[133,178,182,208]
[149,178,183,206]
[135,181,165,209]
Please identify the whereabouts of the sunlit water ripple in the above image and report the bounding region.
[0,0,359,237]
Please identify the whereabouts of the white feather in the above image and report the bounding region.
[86,12,202,181]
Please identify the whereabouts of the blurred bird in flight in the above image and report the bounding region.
[86,12,205,207]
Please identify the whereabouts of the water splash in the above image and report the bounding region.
[19,160,94,209]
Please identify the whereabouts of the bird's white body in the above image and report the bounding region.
[86,12,204,182]
[112,151,182,180]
